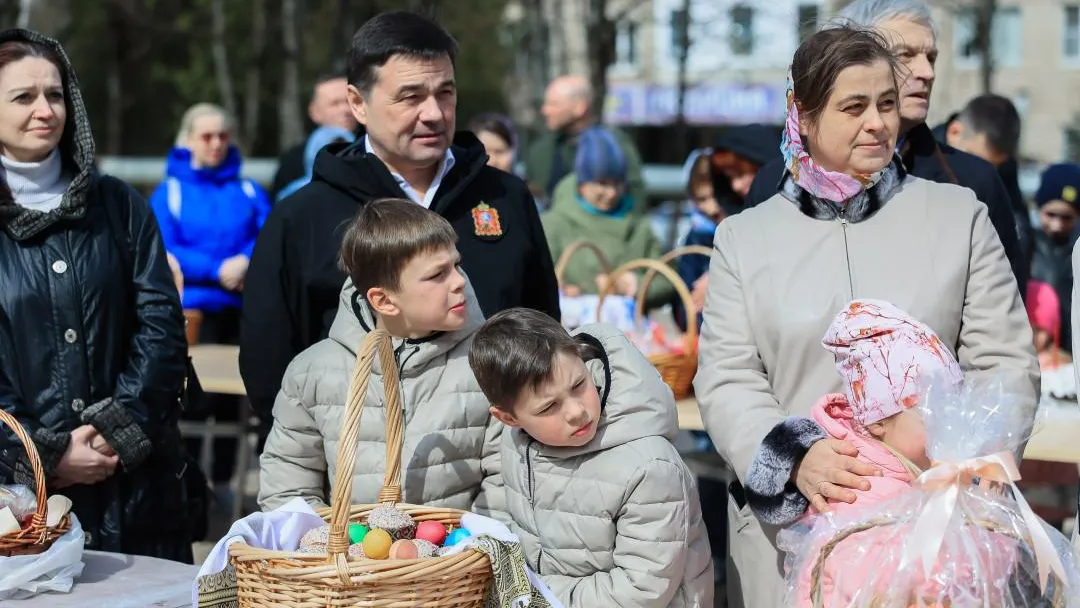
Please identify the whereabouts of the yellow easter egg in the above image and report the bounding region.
[362,528,392,560]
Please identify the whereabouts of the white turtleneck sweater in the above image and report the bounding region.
[2,149,70,212]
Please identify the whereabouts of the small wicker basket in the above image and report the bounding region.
[597,256,700,399]
[228,328,493,607]
[0,409,72,557]
[809,514,1066,607]
[554,239,613,291]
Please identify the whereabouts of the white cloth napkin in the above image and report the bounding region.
[190,498,325,607]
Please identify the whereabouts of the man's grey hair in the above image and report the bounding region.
[828,0,938,37]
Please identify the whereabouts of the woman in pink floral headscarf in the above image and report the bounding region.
[694,25,1038,607]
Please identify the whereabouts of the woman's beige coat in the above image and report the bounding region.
[694,175,1039,608]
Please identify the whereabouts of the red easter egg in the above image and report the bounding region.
[415,520,447,545]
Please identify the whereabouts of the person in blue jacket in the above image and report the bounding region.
[275,125,356,202]
[149,102,269,506]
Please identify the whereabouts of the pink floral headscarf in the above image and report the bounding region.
[822,299,963,427]
[780,70,887,203]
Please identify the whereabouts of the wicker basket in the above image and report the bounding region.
[597,257,699,399]
[809,515,1066,607]
[228,328,493,607]
[554,239,613,292]
[0,409,72,557]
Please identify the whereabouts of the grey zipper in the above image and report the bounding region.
[838,207,854,299]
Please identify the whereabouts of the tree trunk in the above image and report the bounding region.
[211,0,238,124]
[278,0,304,151]
[243,0,267,151]
[672,0,692,155]
[104,8,125,155]
[586,0,614,125]
[334,0,355,74]
[16,0,32,28]
[973,0,997,93]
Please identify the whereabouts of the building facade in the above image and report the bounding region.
[508,0,1076,166]
[603,0,823,127]
[928,0,1080,164]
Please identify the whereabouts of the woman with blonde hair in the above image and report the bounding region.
[149,102,269,500]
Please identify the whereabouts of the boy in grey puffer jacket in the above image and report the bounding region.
[469,308,713,607]
[258,199,504,518]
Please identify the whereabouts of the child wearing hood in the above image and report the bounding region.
[469,308,713,607]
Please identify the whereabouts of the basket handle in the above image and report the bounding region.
[554,240,613,287]
[640,244,711,324]
[325,328,405,581]
[808,515,1066,606]
[596,258,698,353]
[0,409,49,542]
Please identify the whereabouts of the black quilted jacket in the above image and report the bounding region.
[0,29,192,561]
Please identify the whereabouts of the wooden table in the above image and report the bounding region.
[7,550,199,607]
[190,345,1080,465]
[185,344,254,522]
[189,343,246,395]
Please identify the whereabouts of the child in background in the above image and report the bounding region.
[469,308,713,607]
[542,127,672,308]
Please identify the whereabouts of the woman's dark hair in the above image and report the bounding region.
[791,26,899,130]
[468,113,517,149]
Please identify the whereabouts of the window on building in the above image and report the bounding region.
[797,4,820,42]
[730,4,754,56]
[954,6,1022,67]
[670,9,689,59]
[615,21,639,67]
[1066,126,1080,163]
[1066,5,1080,60]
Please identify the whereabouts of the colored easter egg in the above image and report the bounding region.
[415,520,447,545]
[444,528,471,547]
[389,539,418,560]
[362,528,392,559]
[348,522,368,544]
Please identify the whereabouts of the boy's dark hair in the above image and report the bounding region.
[469,308,596,411]
[339,198,457,296]
[347,11,459,95]
[957,93,1021,159]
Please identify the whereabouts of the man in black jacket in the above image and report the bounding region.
[745,0,1026,292]
[936,94,1035,271]
[241,11,560,425]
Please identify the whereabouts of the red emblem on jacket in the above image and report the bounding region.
[471,203,503,237]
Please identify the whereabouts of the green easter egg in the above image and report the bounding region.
[348,522,369,544]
